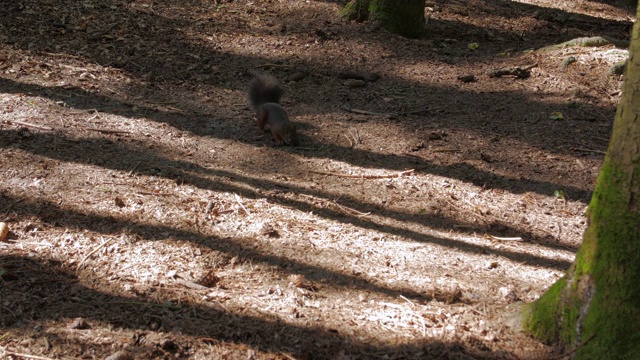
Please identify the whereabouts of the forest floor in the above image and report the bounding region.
[0,0,635,359]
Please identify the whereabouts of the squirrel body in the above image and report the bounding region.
[248,74,300,146]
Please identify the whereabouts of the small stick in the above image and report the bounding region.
[222,128,252,150]
[86,111,100,122]
[128,161,141,176]
[487,235,523,241]
[548,333,596,360]
[399,295,416,307]
[574,148,606,155]
[234,194,251,215]
[342,106,386,116]
[394,107,440,116]
[298,194,371,217]
[309,169,414,179]
[77,237,116,272]
[432,148,460,153]
[255,63,293,69]
[342,106,437,117]
[7,120,54,131]
[136,191,174,197]
[333,202,371,217]
[175,278,209,290]
[95,301,181,309]
[5,351,56,360]
[85,127,131,135]
[280,353,299,360]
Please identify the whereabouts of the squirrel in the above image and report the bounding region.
[248,74,300,146]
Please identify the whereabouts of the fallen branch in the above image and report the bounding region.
[136,191,174,197]
[175,278,210,290]
[298,194,371,217]
[234,193,251,215]
[487,64,538,79]
[7,120,54,131]
[487,235,523,242]
[255,63,293,69]
[128,161,141,176]
[333,202,371,217]
[309,169,414,179]
[85,127,131,135]
[222,128,252,150]
[432,148,460,153]
[548,333,596,360]
[574,147,606,155]
[4,350,57,360]
[342,106,435,117]
[96,300,181,310]
[77,237,116,272]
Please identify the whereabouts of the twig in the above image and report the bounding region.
[128,161,141,176]
[175,278,209,290]
[432,148,460,153]
[309,169,414,179]
[255,63,293,69]
[77,237,116,272]
[394,107,440,116]
[86,111,100,122]
[96,301,181,309]
[343,127,362,147]
[222,128,252,150]
[342,106,436,117]
[399,295,416,307]
[548,333,596,360]
[333,202,371,217]
[298,194,371,217]
[342,106,386,116]
[4,351,57,360]
[7,120,54,131]
[85,127,131,135]
[280,353,299,360]
[234,194,251,215]
[136,191,174,197]
[574,148,606,155]
[5,240,54,247]
[487,235,523,241]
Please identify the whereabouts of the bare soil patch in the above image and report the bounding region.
[0,0,634,359]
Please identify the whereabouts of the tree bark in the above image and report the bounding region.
[524,6,640,359]
[341,0,426,39]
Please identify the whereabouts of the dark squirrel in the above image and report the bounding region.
[248,74,300,146]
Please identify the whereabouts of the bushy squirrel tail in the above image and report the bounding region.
[248,74,284,110]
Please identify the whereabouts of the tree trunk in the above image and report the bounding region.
[341,0,426,39]
[524,6,640,359]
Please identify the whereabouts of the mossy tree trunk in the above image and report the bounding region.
[340,0,426,38]
[524,6,640,359]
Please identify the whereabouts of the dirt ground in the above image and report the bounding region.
[0,0,635,359]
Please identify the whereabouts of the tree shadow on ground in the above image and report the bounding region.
[0,0,626,152]
[0,125,568,262]
[0,128,575,269]
[0,77,596,205]
[0,254,505,359]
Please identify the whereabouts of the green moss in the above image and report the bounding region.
[528,158,640,358]
[339,0,370,22]
[575,162,640,358]
[340,0,425,38]
[525,9,640,356]
[525,278,565,343]
[369,0,425,38]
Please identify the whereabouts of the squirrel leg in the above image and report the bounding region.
[257,108,268,133]
[272,132,285,145]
